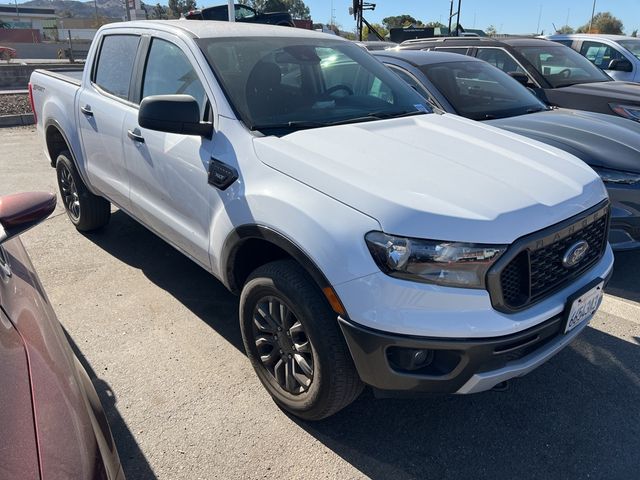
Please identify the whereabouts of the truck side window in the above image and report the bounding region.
[476,48,526,75]
[142,38,208,119]
[94,35,140,99]
[580,41,624,69]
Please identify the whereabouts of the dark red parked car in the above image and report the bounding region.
[0,192,124,480]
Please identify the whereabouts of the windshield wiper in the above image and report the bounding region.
[250,120,329,131]
[323,109,429,126]
[525,107,547,114]
[251,110,429,132]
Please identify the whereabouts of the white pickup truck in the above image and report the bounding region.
[31,20,613,420]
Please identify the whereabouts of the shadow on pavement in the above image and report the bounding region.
[607,250,640,303]
[62,326,158,480]
[83,211,639,479]
[83,210,243,352]
[297,326,639,479]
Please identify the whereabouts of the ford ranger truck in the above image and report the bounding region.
[30,20,613,420]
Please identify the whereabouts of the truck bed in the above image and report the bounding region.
[33,68,83,87]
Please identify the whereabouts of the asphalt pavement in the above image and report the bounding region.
[1,125,639,479]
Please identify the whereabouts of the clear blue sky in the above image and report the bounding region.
[12,0,640,34]
[285,0,640,35]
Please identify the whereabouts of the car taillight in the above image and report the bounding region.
[28,82,37,123]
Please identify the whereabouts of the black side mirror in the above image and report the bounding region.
[139,95,213,137]
[0,192,56,245]
[508,71,530,86]
[607,58,633,72]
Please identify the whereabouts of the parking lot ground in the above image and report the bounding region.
[2,125,639,479]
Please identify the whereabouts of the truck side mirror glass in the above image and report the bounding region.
[139,95,213,138]
[0,192,57,245]
[607,58,632,72]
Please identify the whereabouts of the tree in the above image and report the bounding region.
[556,25,574,34]
[149,3,169,19]
[576,12,623,34]
[362,22,389,40]
[632,29,638,37]
[168,0,196,17]
[424,21,446,29]
[382,15,422,30]
[240,0,310,19]
[486,24,497,36]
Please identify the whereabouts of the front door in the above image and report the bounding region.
[122,34,218,268]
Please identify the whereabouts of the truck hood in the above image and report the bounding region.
[558,81,640,104]
[487,109,640,173]
[253,113,607,244]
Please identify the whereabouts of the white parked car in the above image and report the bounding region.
[545,34,640,82]
[30,20,613,419]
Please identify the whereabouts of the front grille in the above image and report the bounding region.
[488,201,609,312]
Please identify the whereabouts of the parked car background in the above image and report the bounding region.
[399,36,640,122]
[375,49,640,251]
[545,34,640,83]
[0,45,17,61]
[185,3,294,26]
[0,192,125,480]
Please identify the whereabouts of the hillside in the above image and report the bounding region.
[20,0,149,19]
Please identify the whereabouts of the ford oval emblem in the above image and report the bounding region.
[562,240,589,268]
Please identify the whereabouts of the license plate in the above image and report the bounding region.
[564,281,604,334]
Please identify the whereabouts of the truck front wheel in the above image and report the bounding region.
[239,260,363,420]
[55,151,110,231]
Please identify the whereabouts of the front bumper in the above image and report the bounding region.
[607,182,640,250]
[336,249,614,395]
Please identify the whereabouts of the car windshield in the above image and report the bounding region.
[420,60,547,120]
[516,45,610,87]
[618,40,640,60]
[196,36,430,133]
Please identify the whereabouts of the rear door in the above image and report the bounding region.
[122,32,218,268]
[78,32,142,209]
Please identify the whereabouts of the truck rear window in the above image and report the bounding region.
[94,34,140,99]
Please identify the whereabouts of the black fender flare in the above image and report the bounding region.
[44,119,96,195]
[221,224,332,295]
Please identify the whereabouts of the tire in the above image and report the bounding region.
[240,260,363,420]
[55,150,110,231]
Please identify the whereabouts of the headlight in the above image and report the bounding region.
[365,231,507,288]
[592,166,640,185]
[609,103,640,121]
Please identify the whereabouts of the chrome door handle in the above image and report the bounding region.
[80,105,93,116]
[127,128,145,143]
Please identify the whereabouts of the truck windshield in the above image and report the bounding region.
[618,40,640,60]
[196,36,431,133]
[420,60,547,120]
[516,45,611,88]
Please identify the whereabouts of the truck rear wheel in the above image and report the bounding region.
[239,260,363,420]
[55,150,110,231]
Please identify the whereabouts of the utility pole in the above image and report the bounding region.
[588,0,596,33]
[536,4,542,34]
[228,0,235,22]
[94,0,99,27]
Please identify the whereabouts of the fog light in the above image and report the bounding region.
[387,347,434,372]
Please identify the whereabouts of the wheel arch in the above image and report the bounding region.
[44,119,97,195]
[221,225,335,300]
[44,119,72,168]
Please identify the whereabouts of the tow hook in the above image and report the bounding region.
[492,380,510,392]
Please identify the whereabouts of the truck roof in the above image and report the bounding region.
[101,19,342,41]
